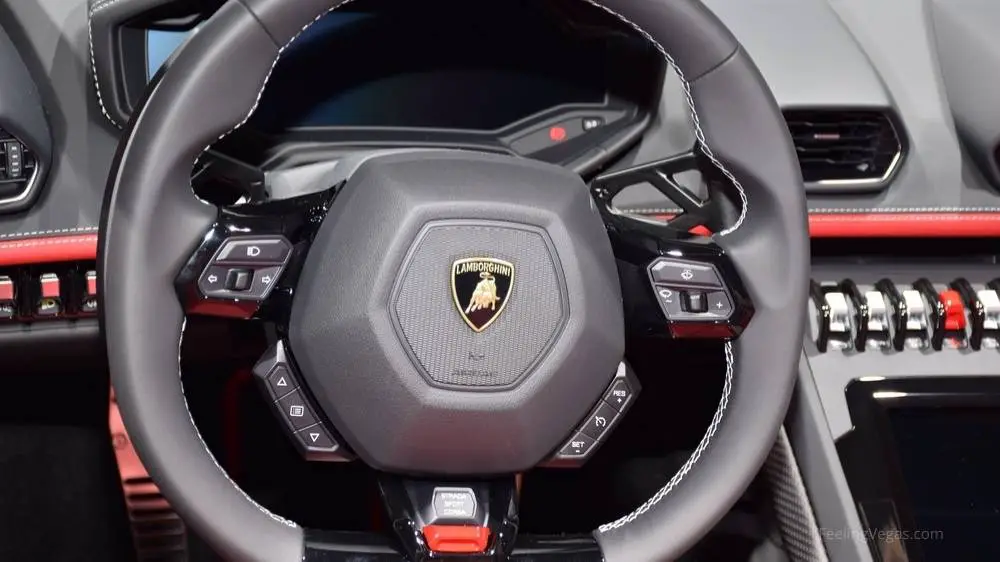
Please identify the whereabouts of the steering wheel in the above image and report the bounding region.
[100,0,807,560]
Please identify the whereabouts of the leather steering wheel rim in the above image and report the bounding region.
[99,0,808,560]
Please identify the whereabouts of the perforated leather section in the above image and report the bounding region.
[392,222,566,388]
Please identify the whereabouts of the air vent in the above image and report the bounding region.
[0,130,37,201]
[784,110,903,189]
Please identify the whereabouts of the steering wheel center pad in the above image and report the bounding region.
[100,0,808,560]
[290,151,623,474]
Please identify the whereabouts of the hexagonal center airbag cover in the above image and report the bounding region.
[392,221,566,388]
[288,151,624,474]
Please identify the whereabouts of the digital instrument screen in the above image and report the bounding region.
[145,2,609,131]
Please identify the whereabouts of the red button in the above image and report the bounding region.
[0,276,13,301]
[40,273,60,298]
[86,271,98,296]
[939,289,966,331]
[422,525,490,554]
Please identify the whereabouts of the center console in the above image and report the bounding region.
[789,239,1000,562]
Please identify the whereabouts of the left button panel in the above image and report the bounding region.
[252,341,353,462]
[179,229,296,320]
[197,236,291,300]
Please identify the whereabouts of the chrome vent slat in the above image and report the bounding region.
[783,109,903,186]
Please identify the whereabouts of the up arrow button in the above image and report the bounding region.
[264,366,297,400]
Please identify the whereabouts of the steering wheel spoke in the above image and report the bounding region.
[591,157,755,340]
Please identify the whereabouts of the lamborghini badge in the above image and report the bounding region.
[451,257,514,332]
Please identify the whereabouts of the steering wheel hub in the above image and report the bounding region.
[288,151,624,474]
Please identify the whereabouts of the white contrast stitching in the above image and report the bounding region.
[177,319,298,528]
[0,226,99,240]
[0,236,95,251]
[598,341,734,532]
[576,0,744,533]
[89,0,127,129]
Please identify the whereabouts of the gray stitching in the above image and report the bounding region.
[89,0,126,129]
[177,319,298,528]
[577,0,743,533]
[0,226,99,239]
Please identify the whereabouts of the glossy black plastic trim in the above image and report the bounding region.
[590,149,754,340]
[379,475,518,561]
[302,531,602,562]
[174,189,336,320]
[810,281,832,353]
[874,278,905,352]
[912,278,945,351]
[838,279,867,352]
[950,278,985,350]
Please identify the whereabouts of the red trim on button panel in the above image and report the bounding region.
[0,234,98,266]
[652,213,1000,238]
[423,525,491,554]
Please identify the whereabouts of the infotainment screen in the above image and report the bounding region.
[888,406,1000,561]
[839,379,1000,562]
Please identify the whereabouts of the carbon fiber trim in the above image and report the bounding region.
[764,427,829,562]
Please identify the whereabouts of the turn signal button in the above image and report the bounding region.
[422,525,490,553]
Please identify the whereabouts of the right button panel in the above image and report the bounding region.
[647,256,750,339]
